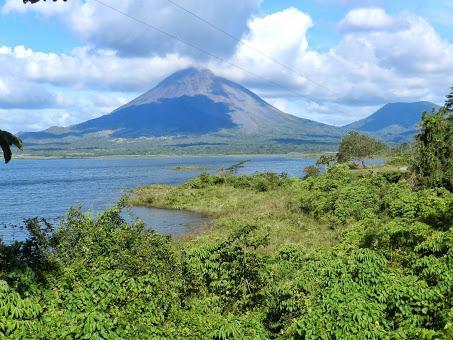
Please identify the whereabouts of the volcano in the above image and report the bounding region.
[22,68,341,140]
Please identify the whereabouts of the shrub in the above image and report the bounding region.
[187,172,290,192]
[184,225,269,312]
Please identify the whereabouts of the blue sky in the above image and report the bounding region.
[2,1,451,54]
[262,0,452,51]
[0,5,75,52]
[0,0,452,131]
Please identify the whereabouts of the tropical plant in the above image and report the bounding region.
[0,130,23,164]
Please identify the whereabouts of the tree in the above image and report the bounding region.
[316,154,337,171]
[337,131,386,167]
[303,165,320,178]
[413,88,453,191]
[446,86,453,111]
[0,130,23,164]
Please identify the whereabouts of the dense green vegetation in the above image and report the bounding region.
[1,93,451,338]
[131,162,452,336]
[413,104,453,191]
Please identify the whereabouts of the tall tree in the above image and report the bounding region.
[337,131,386,167]
[0,130,23,164]
[445,86,453,111]
[413,88,453,191]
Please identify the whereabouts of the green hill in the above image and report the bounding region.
[345,101,440,143]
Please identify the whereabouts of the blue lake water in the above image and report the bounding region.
[0,155,317,242]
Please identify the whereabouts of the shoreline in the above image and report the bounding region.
[14,152,325,161]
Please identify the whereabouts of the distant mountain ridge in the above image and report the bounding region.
[345,101,440,142]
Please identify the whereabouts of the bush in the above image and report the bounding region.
[187,172,290,192]
[298,165,386,227]
[184,225,269,311]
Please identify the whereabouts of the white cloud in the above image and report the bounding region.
[220,7,452,121]
[0,110,74,133]
[0,91,132,133]
[0,77,60,109]
[0,45,194,92]
[4,0,261,58]
[338,8,407,32]
[211,8,326,99]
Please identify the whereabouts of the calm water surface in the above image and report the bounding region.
[1,155,316,242]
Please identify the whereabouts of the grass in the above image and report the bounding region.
[130,159,409,253]
[349,162,408,174]
[129,177,339,254]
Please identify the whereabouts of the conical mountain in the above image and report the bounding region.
[23,68,341,140]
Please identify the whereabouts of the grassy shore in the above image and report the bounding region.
[130,174,337,253]
[14,152,322,161]
[130,162,406,252]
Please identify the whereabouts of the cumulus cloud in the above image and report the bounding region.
[4,0,261,58]
[0,110,75,133]
[226,7,452,119]
[338,8,409,32]
[0,45,194,92]
[0,91,132,133]
[229,8,449,104]
[211,8,328,100]
[332,9,453,102]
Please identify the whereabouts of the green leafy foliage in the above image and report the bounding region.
[0,129,23,164]
[184,225,269,311]
[297,164,385,227]
[445,86,453,112]
[337,131,386,166]
[413,104,453,191]
[303,165,321,178]
[316,154,337,169]
[187,171,290,192]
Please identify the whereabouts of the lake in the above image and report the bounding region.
[0,155,317,242]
